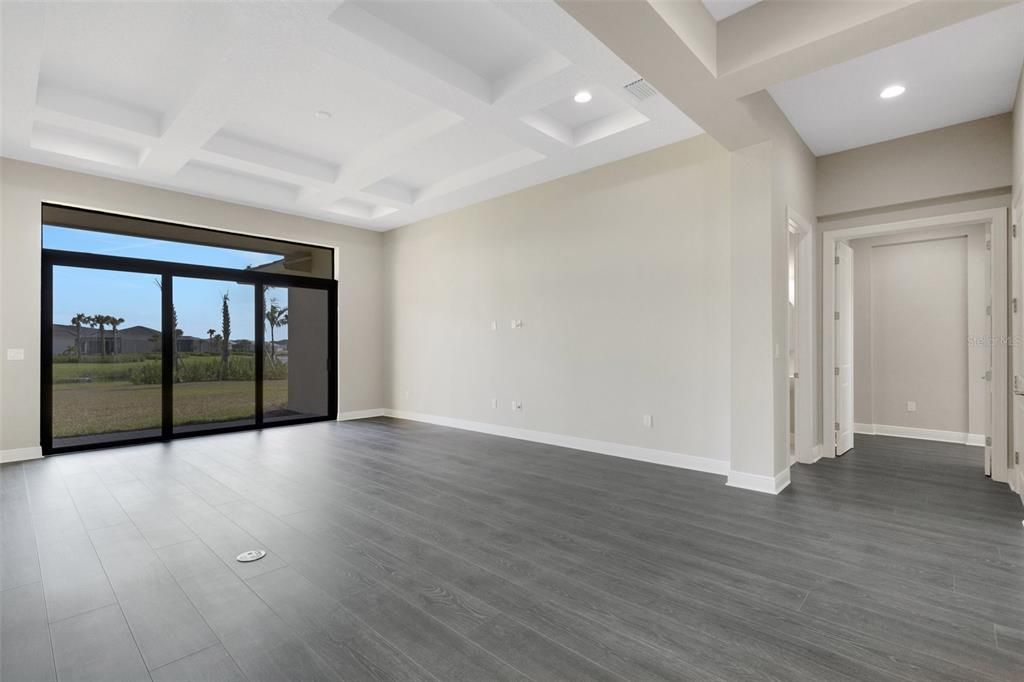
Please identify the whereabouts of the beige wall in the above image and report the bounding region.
[1015,65,1023,208]
[817,114,1013,219]
[727,92,818,481]
[850,224,987,436]
[815,116,1013,458]
[0,159,388,454]
[386,135,733,465]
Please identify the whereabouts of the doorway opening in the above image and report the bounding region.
[821,208,1010,484]
[787,209,815,467]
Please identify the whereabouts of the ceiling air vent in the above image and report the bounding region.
[623,78,658,101]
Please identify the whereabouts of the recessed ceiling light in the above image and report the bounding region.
[573,90,592,104]
[879,85,906,99]
[314,110,332,120]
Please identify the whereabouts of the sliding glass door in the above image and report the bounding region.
[42,251,336,454]
[263,285,330,423]
[172,276,256,434]
[49,265,163,450]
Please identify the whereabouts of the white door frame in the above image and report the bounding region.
[788,209,816,464]
[834,240,854,456]
[1011,194,1023,498]
[821,208,1010,482]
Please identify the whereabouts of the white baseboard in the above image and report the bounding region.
[965,433,986,447]
[796,444,822,465]
[726,467,791,495]
[385,409,729,477]
[855,423,983,446]
[338,408,390,421]
[0,446,43,464]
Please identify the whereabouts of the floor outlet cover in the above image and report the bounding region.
[236,550,267,563]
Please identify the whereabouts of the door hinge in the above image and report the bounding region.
[1014,298,1018,314]
[1016,451,1020,465]
[986,436,992,447]
[835,366,840,376]
[986,239,992,250]
[1013,224,1018,238]
[835,256,840,265]
[834,311,840,321]
[834,422,840,431]
[986,304,992,316]
[983,369,992,381]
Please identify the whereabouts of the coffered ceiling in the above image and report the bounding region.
[0,1,702,231]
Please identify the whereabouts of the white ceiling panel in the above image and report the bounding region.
[1,1,702,231]
[768,2,1024,156]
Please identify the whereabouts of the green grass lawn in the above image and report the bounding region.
[53,379,288,438]
[53,361,144,383]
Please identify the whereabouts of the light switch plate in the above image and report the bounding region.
[6,348,25,361]
[907,401,916,412]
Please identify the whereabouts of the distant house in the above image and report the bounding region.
[176,335,205,353]
[52,324,160,356]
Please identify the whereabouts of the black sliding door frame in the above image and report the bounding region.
[42,249,338,455]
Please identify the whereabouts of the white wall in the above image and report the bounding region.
[850,225,987,438]
[386,135,733,468]
[0,158,388,457]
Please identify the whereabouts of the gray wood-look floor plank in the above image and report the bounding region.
[1,467,43,591]
[1,581,56,682]
[159,546,338,682]
[88,521,218,670]
[49,603,150,682]
[3,420,1023,681]
[149,644,246,682]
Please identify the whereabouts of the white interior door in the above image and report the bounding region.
[835,241,854,455]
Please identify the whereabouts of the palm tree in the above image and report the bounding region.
[110,317,125,356]
[92,314,109,358]
[70,313,89,361]
[153,279,184,379]
[207,329,216,354]
[264,298,288,363]
[220,292,231,380]
[83,315,98,358]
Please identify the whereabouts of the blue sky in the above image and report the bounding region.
[47,226,288,340]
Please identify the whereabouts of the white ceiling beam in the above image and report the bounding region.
[295,109,463,211]
[557,0,1017,151]
[0,3,45,158]
[318,3,568,159]
[716,0,1017,97]
[556,0,764,150]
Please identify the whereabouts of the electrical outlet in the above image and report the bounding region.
[512,400,522,412]
[510,319,523,329]
[642,414,653,428]
[907,401,916,412]
[6,348,24,361]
